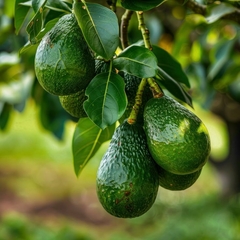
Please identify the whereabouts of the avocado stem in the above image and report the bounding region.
[136,11,152,50]
[120,10,133,49]
[127,78,148,125]
[147,78,164,99]
[107,0,117,12]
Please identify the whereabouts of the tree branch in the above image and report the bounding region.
[120,10,133,49]
[176,0,240,25]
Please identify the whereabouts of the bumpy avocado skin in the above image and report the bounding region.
[144,95,211,175]
[119,73,152,125]
[96,121,159,218]
[59,89,87,118]
[35,14,95,96]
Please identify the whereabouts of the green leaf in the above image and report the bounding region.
[20,17,59,53]
[206,3,236,24]
[46,0,71,13]
[32,0,46,12]
[156,67,193,107]
[113,46,158,78]
[73,1,119,60]
[207,39,235,81]
[152,45,190,88]
[39,90,71,140]
[0,103,12,131]
[72,118,116,176]
[84,71,127,129]
[26,0,48,44]
[14,0,31,34]
[121,0,164,11]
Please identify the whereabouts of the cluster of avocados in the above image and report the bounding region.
[97,87,211,218]
[35,13,211,219]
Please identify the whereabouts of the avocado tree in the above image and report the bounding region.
[1,0,240,216]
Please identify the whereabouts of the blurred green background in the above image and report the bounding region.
[0,102,239,239]
[1,0,240,239]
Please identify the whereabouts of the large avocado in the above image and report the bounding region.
[35,14,95,96]
[96,121,159,218]
[144,95,211,175]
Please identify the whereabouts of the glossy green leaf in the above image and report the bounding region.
[121,0,164,11]
[73,1,119,60]
[206,3,236,24]
[152,45,190,88]
[72,118,116,176]
[14,0,31,34]
[156,67,193,107]
[84,71,127,130]
[113,46,158,78]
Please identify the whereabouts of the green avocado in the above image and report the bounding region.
[119,73,152,125]
[96,121,159,218]
[95,59,111,75]
[59,89,87,118]
[144,95,211,175]
[35,14,95,96]
[158,166,202,191]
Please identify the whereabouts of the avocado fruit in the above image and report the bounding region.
[96,121,159,218]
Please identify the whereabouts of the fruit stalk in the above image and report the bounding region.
[107,0,117,12]
[136,11,152,50]
[120,10,133,49]
[127,78,148,124]
[147,78,164,99]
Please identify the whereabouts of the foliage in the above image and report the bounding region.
[1,0,240,177]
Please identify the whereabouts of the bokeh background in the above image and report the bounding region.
[1,1,240,239]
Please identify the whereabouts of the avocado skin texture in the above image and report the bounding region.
[119,73,152,125]
[96,121,159,218]
[95,59,111,75]
[144,95,211,175]
[35,14,95,96]
[59,89,87,118]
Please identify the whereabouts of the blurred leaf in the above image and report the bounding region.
[14,0,32,34]
[46,0,71,12]
[113,45,158,78]
[39,91,70,140]
[0,52,19,74]
[0,71,34,104]
[121,0,164,11]
[0,103,12,131]
[228,77,240,103]
[206,3,236,24]
[152,45,190,88]
[72,118,115,176]
[84,71,127,129]
[156,68,193,107]
[208,39,235,81]
[73,2,119,60]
